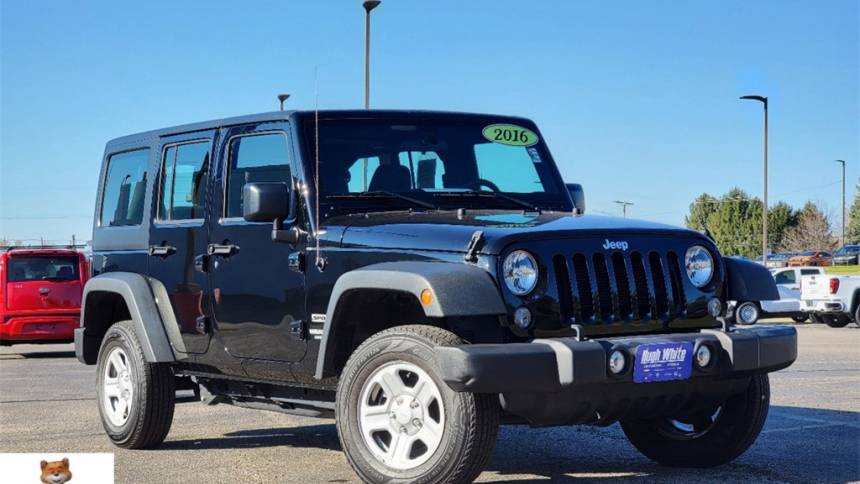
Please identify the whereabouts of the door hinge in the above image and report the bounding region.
[288,252,305,273]
[290,319,306,339]
[195,316,209,335]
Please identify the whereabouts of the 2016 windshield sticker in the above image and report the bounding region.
[482,124,539,147]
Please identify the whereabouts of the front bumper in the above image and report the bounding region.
[435,325,796,425]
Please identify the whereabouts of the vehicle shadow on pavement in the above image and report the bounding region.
[482,405,860,483]
[160,424,341,452]
[0,350,76,359]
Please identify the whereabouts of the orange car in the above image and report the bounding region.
[787,251,832,267]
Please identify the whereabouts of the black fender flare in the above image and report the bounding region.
[314,261,506,379]
[723,257,779,302]
[78,272,185,363]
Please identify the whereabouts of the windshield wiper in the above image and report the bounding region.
[432,190,540,212]
[327,191,436,210]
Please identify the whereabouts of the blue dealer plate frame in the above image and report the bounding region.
[633,342,694,383]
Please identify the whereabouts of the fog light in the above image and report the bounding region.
[707,298,722,318]
[696,345,712,368]
[608,350,626,374]
[513,307,532,329]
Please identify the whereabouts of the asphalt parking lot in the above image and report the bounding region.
[1,321,858,483]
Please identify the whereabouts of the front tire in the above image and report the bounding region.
[735,301,760,325]
[336,325,499,484]
[95,320,175,449]
[621,374,770,468]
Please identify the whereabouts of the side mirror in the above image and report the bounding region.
[566,183,585,214]
[243,182,303,244]
[243,182,290,222]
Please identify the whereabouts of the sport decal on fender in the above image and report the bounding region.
[482,123,539,147]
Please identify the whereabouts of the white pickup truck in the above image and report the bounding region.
[800,273,860,327]
[733,266,824,324]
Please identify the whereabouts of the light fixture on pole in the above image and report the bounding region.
[836,159,846,246]
[614,200,634,217]
[277,94,290,111]
[739,95,768,261]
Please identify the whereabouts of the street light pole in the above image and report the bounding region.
[362,1,380,191]
[836,159,846,246]
[740,95,768,261]
[363,0,380,109]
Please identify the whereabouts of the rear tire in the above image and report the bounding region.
[734,302,760,325]
[95,320,175,449]
[824,316,850,328]
[336,325,499,484]
[790,315,809,323]
[621,374,770,468]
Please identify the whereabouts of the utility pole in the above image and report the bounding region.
[836,159,846,246]
[614,200,634,217]
[740,95,769,261]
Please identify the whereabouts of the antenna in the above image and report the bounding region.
[313,66,326,271]
[277,94,290,111]
[614,200,634,217]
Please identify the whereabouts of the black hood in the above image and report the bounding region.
[330,210,708,255]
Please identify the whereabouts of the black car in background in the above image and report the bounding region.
[833,245,860,266]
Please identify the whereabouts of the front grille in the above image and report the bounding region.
[554,250,687,324]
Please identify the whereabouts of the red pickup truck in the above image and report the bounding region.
[0,248,88,345]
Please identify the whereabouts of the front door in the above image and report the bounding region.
[148,132,214,354]
[208,122,307,362]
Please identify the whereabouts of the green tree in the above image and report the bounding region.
[706,188,763,257]
[768,201,798,250]
[846,179,860,244]
[685,193,716,232]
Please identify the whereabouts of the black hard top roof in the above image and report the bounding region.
[104,109,531,149]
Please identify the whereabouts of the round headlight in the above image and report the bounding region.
[503,250,539,296]
[685,245,714,288]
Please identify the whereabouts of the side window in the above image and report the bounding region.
[473,143,542,192]
[100,149,150,227]
[774,270,796,285]
[159,141,209,221]
[226,133,291,218]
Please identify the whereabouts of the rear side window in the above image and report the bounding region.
[800,269,821,276]
[225,133,291,218]
[7,256,80,282]
[159,141,209,221]
[101,149,150,226]
[774,271,796,284]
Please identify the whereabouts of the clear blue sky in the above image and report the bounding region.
[1,0,857,244]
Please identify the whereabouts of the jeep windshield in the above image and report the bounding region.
[301,114,571,216]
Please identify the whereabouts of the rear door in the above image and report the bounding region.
[207,122,307,362]
[147,132,215,354]
[5,252,85,312]
[773,268,800,298]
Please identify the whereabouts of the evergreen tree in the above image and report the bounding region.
[846,179,860,244]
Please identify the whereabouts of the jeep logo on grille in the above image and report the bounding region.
[602,239,629,251]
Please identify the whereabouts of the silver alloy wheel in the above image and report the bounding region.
[737,303,759,324]
[102,347,133,427]
[358,361,445,470]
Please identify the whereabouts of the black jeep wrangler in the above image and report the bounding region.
[76,110,796,483]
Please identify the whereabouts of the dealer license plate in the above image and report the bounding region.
[633,342,694,383]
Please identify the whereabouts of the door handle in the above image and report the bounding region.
[149,245,177,257]
[207,243,240,257]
